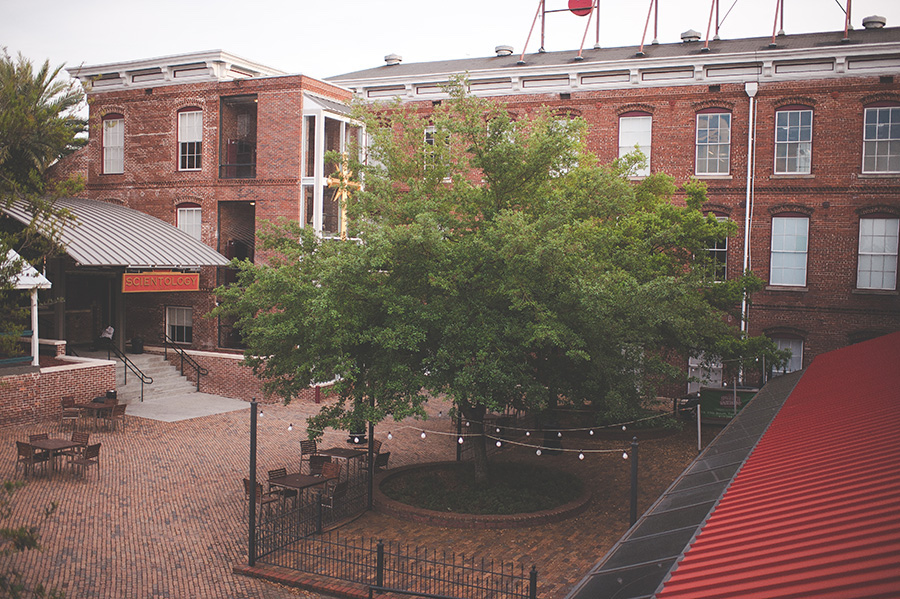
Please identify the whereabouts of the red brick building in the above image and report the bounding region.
[59,25,899,393]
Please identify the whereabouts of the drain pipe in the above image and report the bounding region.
[741,82,759,341]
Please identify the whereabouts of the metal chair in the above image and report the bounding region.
[299,439,318,473]
[15,441,49,477]
[68,443,101,478]
[104,404,127,431]
[242,478,279,514]
[321,461,342,481]
[373,451,391,473]
[28,433,51,461]
[61,431,91,459]
[321,480,348,515]
[308,454,330,477]
[267,467,297,499]
[60,397,80,429]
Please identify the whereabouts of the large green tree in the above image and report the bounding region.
[215,81,782,481]
[0,49,84,355]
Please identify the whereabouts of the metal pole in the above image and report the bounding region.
[248,399,258,566]
[367,419,375,511]
[376,540,385,588]
[629,437,639,526]
[697,404,702,454]
[529,565,538,599]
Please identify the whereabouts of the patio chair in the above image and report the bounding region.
[308,454,330,477]
[299,439,318,472]
[267,467,297,499]
[68,443,101,478]
[104,404,127,431]
[242,478,279,514]
[61,431,91,459]
[321,480,348,514]
[15,441,49,477]
[372,439,383,455]
[28,433,51,461]
[373,451,391,473]
[321,461,342,481]
[60,397,80,429]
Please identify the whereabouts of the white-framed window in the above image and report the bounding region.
[774,108,812,174]
[772,337,803,374]
[166,306,193,344]
[770,216,809,287]
[857,217,899,290]
[177,205,202,241]
[707,216,728,282]
[862,105,900,174]
[102,115,124,174]
[178,110,203,171]
[619,113,652,177]
[696,111,731,175]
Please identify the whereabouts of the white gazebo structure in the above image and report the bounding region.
[4,249,52,367]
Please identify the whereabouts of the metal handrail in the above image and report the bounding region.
[160,335,208,392]
[105,343,153,402]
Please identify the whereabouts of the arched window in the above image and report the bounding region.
[862,102,900,174]
[774,105,812,174]
[618,111,652,177]
[695,108,731,175]
[176,202,201,240]
[102,113,124,174]
[178,108,202,171]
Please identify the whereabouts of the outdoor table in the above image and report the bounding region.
[318,446,367,481]
[267,473,331,494]
[75,402,114,431]
[29,438,81,473]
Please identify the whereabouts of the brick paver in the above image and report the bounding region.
[0,397,706,598]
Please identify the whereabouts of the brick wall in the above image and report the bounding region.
[0,358,116,426]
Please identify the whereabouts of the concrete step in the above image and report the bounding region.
[114,353,198,402]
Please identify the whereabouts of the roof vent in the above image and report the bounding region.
[681,29,701,42]
[862,15,887,29]
[384,53,402,66]
[495,45,514,57]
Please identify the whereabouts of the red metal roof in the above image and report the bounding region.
[657,332,900,599]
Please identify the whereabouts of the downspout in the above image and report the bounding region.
[741,81,759,340]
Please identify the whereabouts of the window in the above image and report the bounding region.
[219,95,257,178]
[178,110,202,170]
[862,105,900,173]
[772,337,803,374]
[102,115,124,174]
[770,216,809,286]
[166,307,192,344]
[696,111,731,175]
[619,114,652,177]
[774,108,812,174]
[857,217,899,290]
[707,216,728,282]
[177,204,202,241]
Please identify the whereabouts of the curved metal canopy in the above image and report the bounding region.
[4,197,230,269]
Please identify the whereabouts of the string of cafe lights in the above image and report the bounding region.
[254,407,665,460]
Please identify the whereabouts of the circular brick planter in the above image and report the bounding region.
[373,461,592,529]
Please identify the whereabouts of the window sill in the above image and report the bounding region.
[765,285,808,292]
[851,288,898,296]
[858,173,900,179]
[771,173,814,179]
[694,174,733,180]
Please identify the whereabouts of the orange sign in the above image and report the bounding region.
[122,271,199,293]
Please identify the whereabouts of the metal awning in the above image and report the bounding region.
[3,197,230,269]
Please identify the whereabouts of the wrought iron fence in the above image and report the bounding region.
[259,533,537,599]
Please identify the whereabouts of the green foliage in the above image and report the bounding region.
[0,49,84,356]
[214,79,782,456]
[0,480,63,598]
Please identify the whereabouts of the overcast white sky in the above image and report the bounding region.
[2,0,899,81]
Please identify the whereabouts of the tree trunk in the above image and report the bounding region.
[460,402,489,485]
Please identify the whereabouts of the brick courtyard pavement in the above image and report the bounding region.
[0,396,709,599]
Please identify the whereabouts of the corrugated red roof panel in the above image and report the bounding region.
[657,332,900,599]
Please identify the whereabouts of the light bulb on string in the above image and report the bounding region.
[495,427,500,433]
[557,432,562,438]
[525,431,530,437]
[622,452,629,459]
[589,429,594,436]
[496,440,502,447]
[536,449,542,456]
[288,423,293,432]
[387,432,393,440]
[258,410,264,417]
[465,421,470,427]
[622,425,626,431]
[578,452,585,460]
[458,436,464,444]
[420,431,426,439]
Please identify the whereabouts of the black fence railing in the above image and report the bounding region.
[259,533,537,599]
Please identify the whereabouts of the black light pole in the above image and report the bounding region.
[629,436,639,527]
[248,399,258,566]
[367,419,375,511]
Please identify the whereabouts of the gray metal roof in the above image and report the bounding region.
[565,371,804,599]
[328,27,900,82]
[3,197,230,269]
